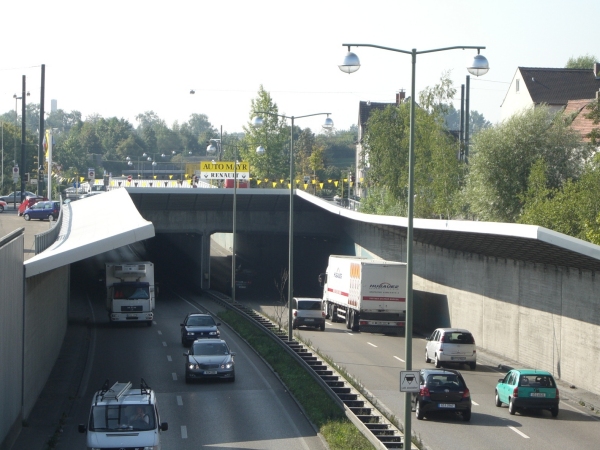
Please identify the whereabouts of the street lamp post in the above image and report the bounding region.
[253,112,334,341]
[13,82,30,203]
[339,43,489,447]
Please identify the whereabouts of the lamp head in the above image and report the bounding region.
[207,144,217,154]
[252,116,264,127]
[339,50,361,74]
[256,146,265,155]
[323,115,334,129]
[467,52,490,77]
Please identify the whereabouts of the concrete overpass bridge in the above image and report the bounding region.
[3,186,600,448]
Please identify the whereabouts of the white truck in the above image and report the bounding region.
[105,262,156,326]
[319,255,407,334]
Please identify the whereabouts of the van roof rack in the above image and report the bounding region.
[94,380,132,405]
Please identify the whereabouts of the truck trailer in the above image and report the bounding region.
[105,262,156,326]
[319,255,406,334]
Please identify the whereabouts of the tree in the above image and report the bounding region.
[360,81,463,219]
[241,86,288,182]
[464,105,587,222]
[565,54,598,69]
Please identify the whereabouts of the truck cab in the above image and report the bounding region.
[79,379,168,449]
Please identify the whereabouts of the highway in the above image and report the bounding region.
[53,260,327,450]
[244,295,600,450]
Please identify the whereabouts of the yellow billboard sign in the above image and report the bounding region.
[200,161,250,180]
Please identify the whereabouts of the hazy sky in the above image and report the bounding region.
[1,0,598,136]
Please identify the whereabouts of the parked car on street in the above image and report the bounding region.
[18,195,48,216]
[0,191,36,203]
[184,338,236,383]
[292,297,326,331]
[180,313,221,346]
[412,368,472,421]
[0,200,7,212]
[495,369,559,417]
[22,200,60,221]
[425,328,477,370]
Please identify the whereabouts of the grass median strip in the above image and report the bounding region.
[218,309,375,450]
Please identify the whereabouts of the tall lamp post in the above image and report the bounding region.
[339,43,489,446]
[253,112,334,341]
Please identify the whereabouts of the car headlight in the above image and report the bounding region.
[188,364,199,369]
[221,362,233,369]
[186,332,195,336]
[209,331,217,335]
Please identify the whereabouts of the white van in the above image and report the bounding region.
[79,379,168,449]
[425,328,477,370]
[292,297,326,331]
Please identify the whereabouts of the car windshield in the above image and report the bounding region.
[297,301,322,311]
[519,374,555,388]
[426,374,465,388]
[113,284,150,299]
[90,404,155,431]
[192,342,229,356]
[187,316,215,327]
[444,332,474,344]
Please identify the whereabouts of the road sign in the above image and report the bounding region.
[88,168,95,180]
[400,371,420,392]
[200,161,250,180]
[127,175,132,182]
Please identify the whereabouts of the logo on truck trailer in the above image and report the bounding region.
[370,282,400,289]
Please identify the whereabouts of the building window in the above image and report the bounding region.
[516,79,520,93]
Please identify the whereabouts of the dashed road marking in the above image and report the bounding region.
[471,400,479,406]
[508,426,529,439]
[157,330,162,335]
[368,342,377,348]
[172,372,178,381]
[394,356,405,362]
[177,396,183,406]
[181,425,188,439]
[162,341,167,347]
[167,355,172,362]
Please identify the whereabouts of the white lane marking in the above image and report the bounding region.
[471,400,479,406]
[394,356,405,362]
[181,425,188,439]
[162,341,167,347]
[167,355,172,362]
[157,330,162,335]
[177,396,183,406]
[153,321,157,325]
[508,426,530,439]
[368,342,377,348]
[172,372,178,381]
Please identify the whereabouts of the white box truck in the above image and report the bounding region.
[319,255,406,334]
[105,262,156,326]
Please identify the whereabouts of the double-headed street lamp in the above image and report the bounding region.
[339,43,489,446]
[253,112,334,341]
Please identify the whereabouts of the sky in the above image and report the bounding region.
[1,0,599,137]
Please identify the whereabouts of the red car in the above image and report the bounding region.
[18,196,48,216]
[0,200,7,213]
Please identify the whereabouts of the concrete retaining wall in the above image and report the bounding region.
[344,221,600,396]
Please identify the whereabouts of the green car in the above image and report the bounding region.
[495,369,559,417]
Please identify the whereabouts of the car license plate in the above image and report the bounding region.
[438,403,455,408]
[204,371,217,375]
[451,357,466,361]
[126,314,138,319]
[305,319,314,322]
[530,393,546,397]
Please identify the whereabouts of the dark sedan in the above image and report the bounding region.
[184,339,235,383]
[411,368,472,421]
[180,313,221,346]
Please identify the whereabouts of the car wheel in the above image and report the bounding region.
[462,409,471,422]
[185,376,191,384]
[550,407,559,417]
[351,311,359,332]
[434,354,441,368]
[425,349,431,363]
[331,306,338,323]
[48,214,55,221]
[508,398,516,415]
[495,391,502,407]
[345,310,352,329]
[24,214,30,221]
[320,323,325,331]
[228,375,236,382]
[146,321,152,327]
[0,205,4,212]
[469,361,476,371]
[415,401,424,420]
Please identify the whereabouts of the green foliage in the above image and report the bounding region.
[465,105,587,222]
[565,54,598,69]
